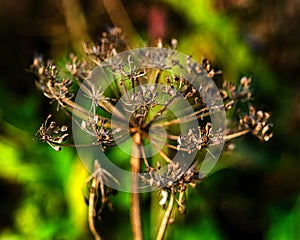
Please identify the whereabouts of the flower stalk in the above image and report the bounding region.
[156,189,175,240]
[131,133,143,240]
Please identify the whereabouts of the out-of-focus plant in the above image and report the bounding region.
[0,122,88,239]
[30,28,272,240]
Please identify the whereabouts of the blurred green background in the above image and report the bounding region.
[0,0,299,239]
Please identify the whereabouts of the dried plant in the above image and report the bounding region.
[31,28,272,240]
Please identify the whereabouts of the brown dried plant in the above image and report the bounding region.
[31,28,273,240]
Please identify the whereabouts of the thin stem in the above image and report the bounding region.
[156,190,175,240]
[166,134,179,141]
[130,133,143,240]
[62,98,105,122]
[148,68,161,85]
[224,129,250,141]
[166,129,250,144]
[88,177,102,240]
[165,143,190,153]
[160,107,209,127]
[74,78,127,122]
[143,94,178,129]
[151,140,172,163]
[139,142,150,168]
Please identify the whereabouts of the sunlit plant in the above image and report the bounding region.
[31,28,272,240]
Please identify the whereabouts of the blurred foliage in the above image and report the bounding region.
[267,195,300,240]
[0,0,299,239]
[0,121,89,239]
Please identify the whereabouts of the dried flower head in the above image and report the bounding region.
[31,58,74,110]
[239,105,273,141]
[34,114,68,151]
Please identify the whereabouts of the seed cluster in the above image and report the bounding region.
[143,161,201,190]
